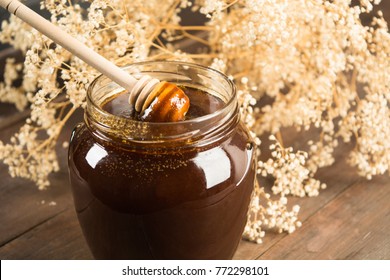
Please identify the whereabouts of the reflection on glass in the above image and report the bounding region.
[193,148,231,189]
[86,144,108,168]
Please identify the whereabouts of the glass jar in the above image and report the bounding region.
[68,61,256,259]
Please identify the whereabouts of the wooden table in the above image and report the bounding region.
[1,1,390,258]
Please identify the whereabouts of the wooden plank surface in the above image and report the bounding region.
[1,2,390,260]
[1,208,92,260]
[259,174,390,260]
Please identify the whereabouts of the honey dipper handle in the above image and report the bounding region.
[0,0,137,91]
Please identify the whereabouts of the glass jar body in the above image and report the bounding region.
[68,61,256,259]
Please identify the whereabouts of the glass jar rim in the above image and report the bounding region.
[85,60,238,145]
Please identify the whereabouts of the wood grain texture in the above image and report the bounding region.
[0,208,92,260]
[258,175,390,260]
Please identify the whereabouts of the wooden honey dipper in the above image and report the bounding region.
[0,0,189,122]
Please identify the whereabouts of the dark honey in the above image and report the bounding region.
[101,87,225,121]
[68,63,256,260]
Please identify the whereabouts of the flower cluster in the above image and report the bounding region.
[243,180,302,243]
[0,0,389,243]
[259,135,327,198]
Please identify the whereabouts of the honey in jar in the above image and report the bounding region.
[68,61,256,259]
